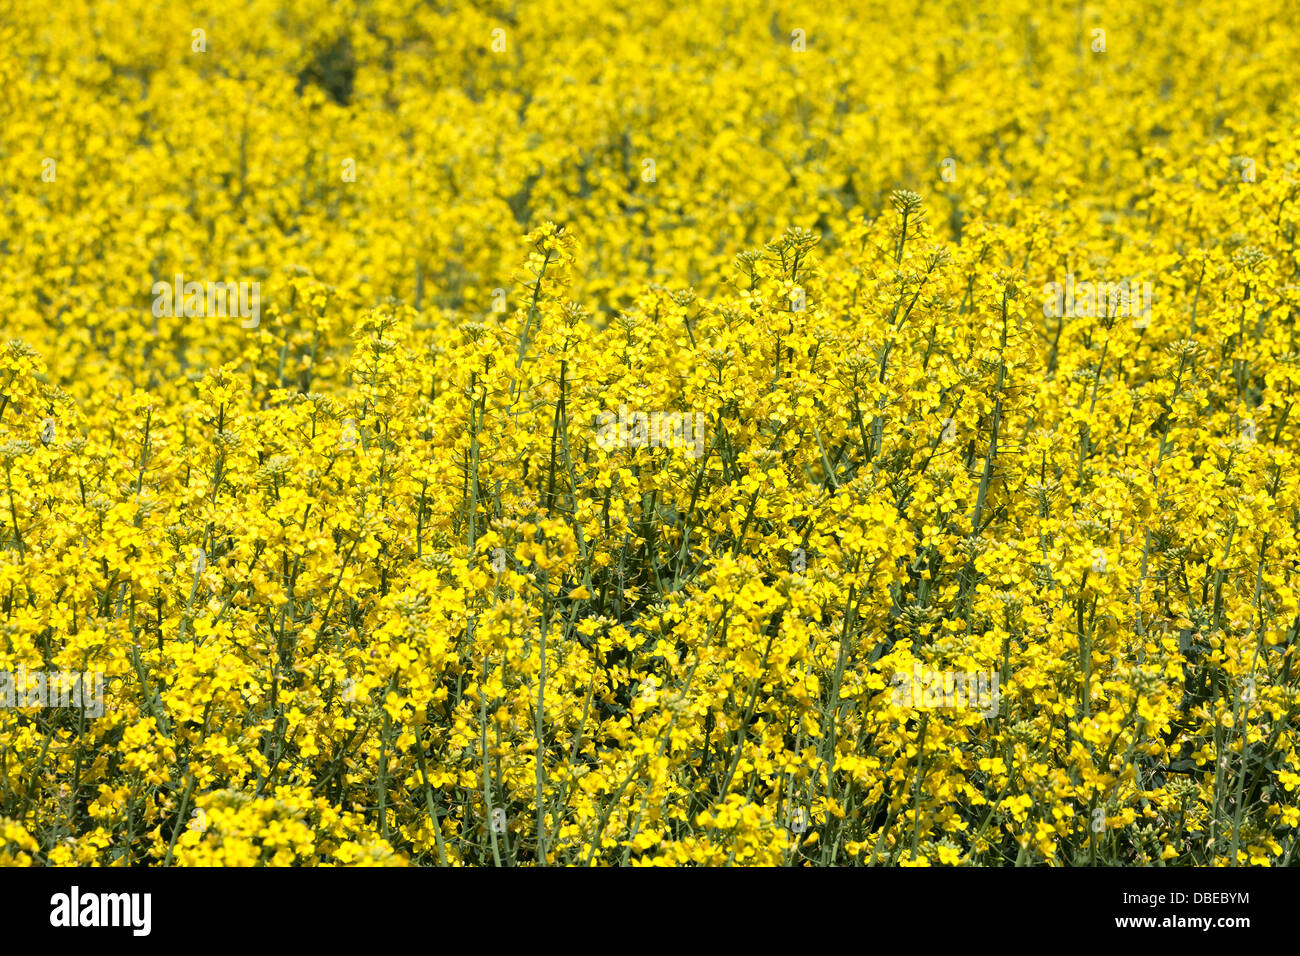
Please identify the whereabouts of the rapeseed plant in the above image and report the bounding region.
[2,0,1300,867]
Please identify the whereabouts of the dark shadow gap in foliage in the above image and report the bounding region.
[296,34,357,107]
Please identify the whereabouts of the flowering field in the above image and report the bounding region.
[2,0,1300,867]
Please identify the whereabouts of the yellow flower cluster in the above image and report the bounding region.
[3,0,1300,866]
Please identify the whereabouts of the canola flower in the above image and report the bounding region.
[2,0,1300,867]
